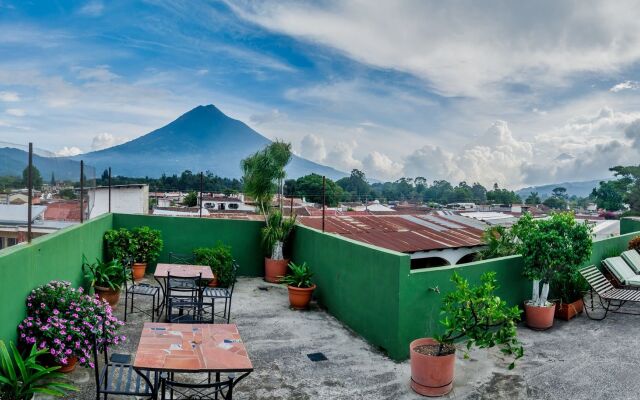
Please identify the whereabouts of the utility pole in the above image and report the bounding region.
[80,160,84,223]
[322,175,326,232]
[199,172,204,218]
[108,167,111,213]
[27,143,33,243]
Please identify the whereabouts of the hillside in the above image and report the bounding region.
[515,178,610,199]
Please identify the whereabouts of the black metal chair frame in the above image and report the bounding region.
[123,260,160,323]
[203,262,239,324]
[160,373,234,400]
[91,331,158,399]
[169,252,196,265]
[166,273,206,323]
[580,265,640,321]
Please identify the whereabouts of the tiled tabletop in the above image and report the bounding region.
[154,263,215,280]
[133,323,253,373]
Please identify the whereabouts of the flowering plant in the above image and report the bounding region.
[17,281,125,369]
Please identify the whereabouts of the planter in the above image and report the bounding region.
[410,338,455,397]
[94,286,121,308]
[132,262,147,281]
[287,284,316,310]
[524,302,556,330]
[554,299,584,321]
[208,275,219,287]
[264,258,289,283]
[57,356,78,373]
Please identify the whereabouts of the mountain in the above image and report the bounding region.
[0,147,81,181]
[515,178,610,200]
[73,105,347,180]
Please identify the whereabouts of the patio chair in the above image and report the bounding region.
[621,250,640,274]
[169,252,195,265]
[166,273,206,323]
[160,374,234,400]
[203,261,239,323]
[123,259,161,323]
[580,265,640,320]
[91,324,158,399]
[601,257,640,288]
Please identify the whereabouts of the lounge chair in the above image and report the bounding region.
[601,257,640,287]
[580,265,640,320]
[621,250,640,274]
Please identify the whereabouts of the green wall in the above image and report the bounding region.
[621,217,640,235]
[0,214,113,344]
[112,214,264,277]
[291,225,410,360]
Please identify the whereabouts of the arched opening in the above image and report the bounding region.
[411,257,450,270]
[456,252,479,265]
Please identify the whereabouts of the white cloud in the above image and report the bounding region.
[55,146,83,157]
[0,91,19,102]
[73,65,119,82]
[610,81,640,92]
[5,108,25,117]
[91,133,127,151]
[228,1,640,98]
[298,133,326,162]
[362,151,403,181]
[324,141,362,172]
[196,69,209,76]
[249,109,286,124]
[78,1,104,17]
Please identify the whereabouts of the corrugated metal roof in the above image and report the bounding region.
[0,204,47,224]
[298,213,487,253]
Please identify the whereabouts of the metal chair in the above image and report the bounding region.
[91,327,157,399]
[169,252,195,264]
[160,374,234,399]
[123,260,161,323]
[166,273,206,323]
[203,262,239,323]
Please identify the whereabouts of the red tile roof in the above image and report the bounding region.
[44,202,82,221]
[298,214,486,253]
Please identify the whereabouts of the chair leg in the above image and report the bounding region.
[226,297,232,323]
[124,291,128,322]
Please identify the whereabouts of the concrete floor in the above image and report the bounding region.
[38,277,640,399]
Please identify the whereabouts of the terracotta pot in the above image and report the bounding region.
[57,356,78,373]
[208,275,219,287]
[554,299,584,321]
[132,262,147,281]
[287,284,316,310]
[94,285,121,308]
[264,258,289,283]
[524,302,556,330]
[410,338,455,397]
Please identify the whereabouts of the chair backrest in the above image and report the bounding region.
[228,261,239,293]
[603,257,636,284]
[167,273,202,295]
[169,252,195,264]
[160,376,234,400]
[580,265,614,297]
[622,250,640,274]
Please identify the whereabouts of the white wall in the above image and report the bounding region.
[89,185,149,219]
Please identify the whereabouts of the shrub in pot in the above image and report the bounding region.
[194,243,234,287]
[241,141,296,283]
[513,212,592,328]
[629,235,640,252]
[82,256,130,308]
[278,262,316,310]
[130,226,163,280]
[0,341,78,399]
[410,272,523,396]
[17,281,126,373]
[104,228,136,264]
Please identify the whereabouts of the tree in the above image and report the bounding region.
[525,192,541,205]
[486,187,521,204]
[182,191,198,207]
[290,174,343,206]
[336,169,370,200]
[22,165,43,190]
[551,187,567,199]
[471,182,487,203]
[50,172,56,186]
[542,196,566,210]
[101,169,109,182]
[591,181,624,211]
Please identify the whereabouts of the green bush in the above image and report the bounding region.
[194,243,235,287]
[279,262,314,288]
[82,256,130,290]
[104,228,136,263]
[131,226,163,264]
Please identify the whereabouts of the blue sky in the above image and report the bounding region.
[1,1,640,188]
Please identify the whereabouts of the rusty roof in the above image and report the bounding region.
[297,214,487,253]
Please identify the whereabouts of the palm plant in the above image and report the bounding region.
[0,341,77,399]
[279,262,314,288]
[262,210,297,260]
[82,256,129,290]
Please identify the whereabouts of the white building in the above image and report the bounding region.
[88,184,149,219]
[0,204,75,250]
[200,195,254,211]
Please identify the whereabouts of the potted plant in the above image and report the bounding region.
[241,141,297,283]
[262,210,297,283]
[629,235,640,252]
[513,212,592,328]
[194,243,235,287]
[278,262,316,310]
[130,226,163,280]
[18,281,126,373]
[82,256,129,307]
[410,272,523,396]
[0,341,78,399]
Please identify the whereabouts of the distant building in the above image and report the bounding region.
[446,202,477,210]
[200,195,253,211]
[89,184,149,219]
[0,204,75,250]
